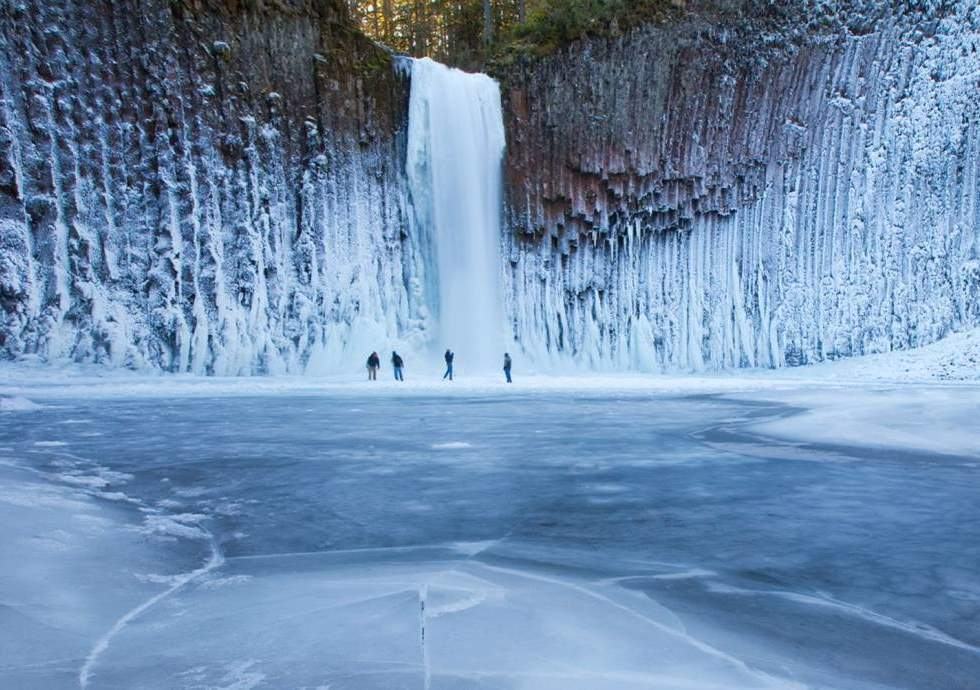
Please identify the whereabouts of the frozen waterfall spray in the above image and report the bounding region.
[407,58,507,373]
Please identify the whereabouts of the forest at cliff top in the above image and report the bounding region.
[348,0,942,68]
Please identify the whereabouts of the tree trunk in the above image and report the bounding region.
[483,0,493,46]
[382,0,393,42]
[414,0,428,55]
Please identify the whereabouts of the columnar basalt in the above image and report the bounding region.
[500,2,980,370]
[0,0,423,373]
[2,1,978,374]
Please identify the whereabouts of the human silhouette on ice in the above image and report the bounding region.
[391,351,404,381]
[503,352,512,383]
[366,352,380,380]
[443,349,454,380]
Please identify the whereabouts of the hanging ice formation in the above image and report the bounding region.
[0,0,425,375]
[501,2,980,372]
[406,57,507,373]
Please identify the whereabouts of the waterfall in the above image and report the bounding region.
[406,58,507,373]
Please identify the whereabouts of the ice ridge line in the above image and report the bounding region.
[78,537,224,688]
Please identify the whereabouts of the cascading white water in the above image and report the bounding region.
[406,57,507,373]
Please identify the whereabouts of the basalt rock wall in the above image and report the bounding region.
[3,0,979,374]
[500,1,980,370]
[0,0,422,373]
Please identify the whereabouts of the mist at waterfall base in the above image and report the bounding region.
[403,58,507,376]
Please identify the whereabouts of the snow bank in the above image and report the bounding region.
[3,328,978,460]
[0,396,42,411]
[740,387,980,458]
[769,328,980,384]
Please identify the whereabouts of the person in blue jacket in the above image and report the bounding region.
[443,349,454,380]
[391,351,404,381]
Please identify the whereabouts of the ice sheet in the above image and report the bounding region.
[736,387,980,458]
[2,379,978,689]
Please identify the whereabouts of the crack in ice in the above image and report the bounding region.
[78,537,224,688]
[479,562,803,689]
[419,584,430,690]
[707,582,980,655]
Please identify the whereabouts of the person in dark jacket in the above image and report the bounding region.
[366,351,380,381]
[503,352,512,383]
[391,351,404,381]
[443,349,454,380]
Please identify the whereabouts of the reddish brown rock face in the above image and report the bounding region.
[496,5,980,369]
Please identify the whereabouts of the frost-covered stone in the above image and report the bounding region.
[0,0,422,374]
[500,0,980,370]
[211,40,231,60]
[1,0,977,374]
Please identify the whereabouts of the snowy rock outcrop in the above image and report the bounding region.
[501,1,980,370]
[0,0,424,373]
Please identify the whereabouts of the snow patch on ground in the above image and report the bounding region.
[738,387,980,458]
[198,575,253,590]
[770,327,980,384]
[1,330,978,464]
[140,513,210,541]
[133,572,186,586]
[0,327,976,402]
[0,396,42,411]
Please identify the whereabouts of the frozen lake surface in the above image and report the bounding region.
[2,384,979,689]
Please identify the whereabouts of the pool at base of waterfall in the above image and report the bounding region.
[1,388,979,690]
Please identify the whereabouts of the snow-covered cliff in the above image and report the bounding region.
[2,1,978,374]
[0,0,425,374]
[501,1,980,370]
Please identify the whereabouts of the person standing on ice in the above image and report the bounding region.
[366,352,380,381]
[443,349,454,380]
[391,351,404,381]
[503,352,512,383]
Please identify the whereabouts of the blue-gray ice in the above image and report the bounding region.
[1,391,978,689]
